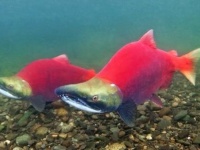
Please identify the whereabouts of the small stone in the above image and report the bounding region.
[105,142,126,150]
[91,115,98,119]
[193,134,200,144]
[13,147,24,150]
[146,134,152,140]
[56,108,68,116]
[59,133,67,139]
[118,131,125,137]
[16,134,31,146]
[6,133,18,140]
[124,141,132,148]
[157,119,171,130]
[159,107,171,117]
[172,102,179,107]
[0,141,5,149]
[137,105,146,111]
[174,110,188,121]
[110,127,120,141]
[52,145,67,150]
[17,109,35,127]
[36,126,49,137]
[178,130,189,139]
[59,122,74,133]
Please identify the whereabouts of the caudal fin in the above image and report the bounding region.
[176,48,200,85]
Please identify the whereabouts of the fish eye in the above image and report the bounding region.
[92,95,99,102]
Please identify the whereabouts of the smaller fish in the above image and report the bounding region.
[0,54,95,111]
[55,30,200,127]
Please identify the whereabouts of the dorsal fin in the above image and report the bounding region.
[53,54,70,64]
[168,50,178,56]
[139,29,156,49]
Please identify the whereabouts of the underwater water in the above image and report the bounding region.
[0,0,200,75]
[1,1,200,150]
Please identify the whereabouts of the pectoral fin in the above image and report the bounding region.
[29,95,46,112]
[117,100,137,127]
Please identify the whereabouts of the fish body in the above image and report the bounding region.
[55,30,200,126]
[0,55,95,111]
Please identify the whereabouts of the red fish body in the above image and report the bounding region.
[0,55,95,111]
[97,30,198,106]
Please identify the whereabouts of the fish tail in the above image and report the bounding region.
[176,48,200,85]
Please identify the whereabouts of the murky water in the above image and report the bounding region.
[0,0,200,76]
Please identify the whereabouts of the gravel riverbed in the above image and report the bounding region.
[0,73,200,150]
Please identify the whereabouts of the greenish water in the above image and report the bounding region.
[0,0,200,76]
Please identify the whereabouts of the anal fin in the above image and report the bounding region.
[29,95,46,112]
[117,100,137,127]
[150,94,163,108]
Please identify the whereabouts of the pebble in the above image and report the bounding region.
[56,108,68,116]
[59,133,67,139]
[193,134,200,144]
[59,122,74,133]
[105,142,126,150]
[178,130,189,139]
[52,145,67,150]
[35,126,49,137]
[118,130,126,137]
[174,110,188,121]
[0,124,5,131]
[159,107,171,117]
[13,147,24,150]
[16,134,31,146]
[157,119,171,130]
[17,109,35,127]
[146,134,153,140]
[0,141,6,149]
[172,102,179,107]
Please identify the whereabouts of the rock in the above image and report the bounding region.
[174,110,188,121]
[56,108,68,116]
[178,130,189,139]
[105,142,126,150]
[6,133,18,140]
[59,133,67,139]
[118,131,126,137]
[35,126,49,138]
[159,107,171,117]
[0,141,6,149]
[157,119,171,130]
[17,109,35,127]
[172,102,179,107]
[146,134,153,140]
[193,134,200,144]
[0,125,5,131]
[110,127,120,141]
[59,122,74,133]
[52,145,67,150]
[13,147,24,150]
[16,134,31,146]
[136,115,149,124]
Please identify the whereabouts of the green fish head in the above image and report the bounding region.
[0,76,32,99]
[55,77,123,113]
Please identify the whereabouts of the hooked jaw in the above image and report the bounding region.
[55,77,123,113]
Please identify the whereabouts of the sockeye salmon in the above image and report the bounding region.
[55,30,200,126]
[0,54,95,111]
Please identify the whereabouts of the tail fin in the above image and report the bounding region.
[176,48,200,85]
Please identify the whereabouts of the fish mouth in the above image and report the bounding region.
[55,88,103,113]
[0,85,21,99]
